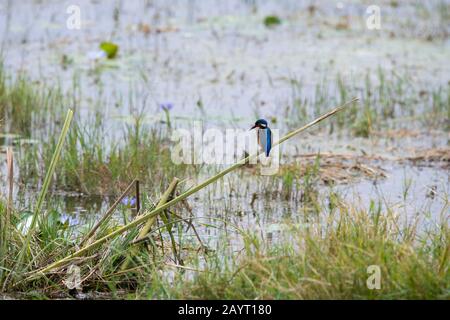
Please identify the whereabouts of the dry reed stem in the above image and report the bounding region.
[79,179,138,247]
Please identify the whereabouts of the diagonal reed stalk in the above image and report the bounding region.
[120,177,180,271]
[14,109,74,275]
[136,177,180,241]
[28,98,358,278]
[79,179,138,247]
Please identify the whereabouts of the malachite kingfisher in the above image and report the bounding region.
[250,119,273,157]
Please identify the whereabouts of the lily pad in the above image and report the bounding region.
[264,15,282,28]
[100,42,119,59]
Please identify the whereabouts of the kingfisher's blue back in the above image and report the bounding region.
[257,127,273,157]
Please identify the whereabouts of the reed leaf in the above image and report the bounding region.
[15,109,74,272]
[4,147,13,253]
[0,148,13,287]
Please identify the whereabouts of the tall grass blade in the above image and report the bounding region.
[0,147,13,288]
[5,147,13,251]
[14,109,74,275]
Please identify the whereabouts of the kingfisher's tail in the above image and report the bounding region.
[265,128,272,157]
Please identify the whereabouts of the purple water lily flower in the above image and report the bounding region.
[59,213,80,227]
[121,196,137,207]
[160,102,174,112]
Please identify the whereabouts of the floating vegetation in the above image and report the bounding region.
[99,42,119,59]
[280,156,387,186]
[263,15,282,28]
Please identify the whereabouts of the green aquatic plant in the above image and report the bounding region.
[14,110,73,274]
[100,42,119,59]
[0,109,73,291]
[264,15,282,28]
[143,201,448,299]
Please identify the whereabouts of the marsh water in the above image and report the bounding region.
[0,0,449,250]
